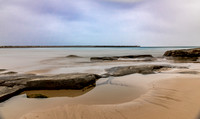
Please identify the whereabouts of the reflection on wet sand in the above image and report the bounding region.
[22,87,94,98]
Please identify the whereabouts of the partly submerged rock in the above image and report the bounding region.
[0,69,6,72]
[91,57,118,61]
[1,71,18,75]
[90,55,153,61]
[163,48,200,62]
[26,73,101,90]
[164,48,200,57]
[66,55,81,58]
[105,65,186,77]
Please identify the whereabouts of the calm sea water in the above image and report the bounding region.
[0,47,197,74]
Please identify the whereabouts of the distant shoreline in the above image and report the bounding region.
[0,46,199,49]
[0,46,140,48]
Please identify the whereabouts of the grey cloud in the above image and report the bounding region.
[0,0,200,46]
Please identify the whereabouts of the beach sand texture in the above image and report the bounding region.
[20,75,200,119]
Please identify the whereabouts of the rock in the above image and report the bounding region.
[26,73,101,90]
[0,69,6,72]
[0,85,25,102]
[27,94,48,98]
[0,74,47,102]
[164,48,200,57]
[66,55,81,58]
[100,73,110,78]
[114,55,153,59]
[178,71,199,74]
[91,57,118,61]
[0,74,47,87]
[0,73,101,102]
[1,71,18,75]
[105,65,186,77]
[90,55,153,61]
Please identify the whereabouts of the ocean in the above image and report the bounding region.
[0,47,196,75]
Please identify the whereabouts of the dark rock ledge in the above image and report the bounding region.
[0,64,187,102]
[103,65,187,77]
[164,48,200,62]
[0,73,100,102]
[164,48,200,57]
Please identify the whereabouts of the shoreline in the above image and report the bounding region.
[0,45,140,48]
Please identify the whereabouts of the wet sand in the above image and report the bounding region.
[20,74,200,119]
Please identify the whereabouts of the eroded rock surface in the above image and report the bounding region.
[164,48,200,62]
[0,64,187,102]
[0,73,100,102]
[164,48,200,57]
[104,65,187,77]
[26,73,100,90]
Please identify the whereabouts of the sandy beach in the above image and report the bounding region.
[19,74,200,119]
[1,0,200,118]
[0,47,200,119]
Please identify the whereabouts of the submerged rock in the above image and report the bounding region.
[90,55,153,61]
[178,71,199,74]
[105,65,186,77]
[27,94,48,98]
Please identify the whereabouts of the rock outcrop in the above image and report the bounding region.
[104,65,187,77]
[90,55,153,61]
[66,55,81,58]
[163,48,200,62]
[0,64,187,102]
[0,73,100,102]
[26,73,100,90]
[164,48,200,57]
[0,74,47,102]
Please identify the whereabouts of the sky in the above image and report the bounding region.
[0,0,200,46]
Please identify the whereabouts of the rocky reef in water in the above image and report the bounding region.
[164,48,200,62]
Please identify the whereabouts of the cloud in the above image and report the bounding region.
[103,0,143,3]
[0,0,200,46]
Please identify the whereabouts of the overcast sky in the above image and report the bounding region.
[0,0,200,46]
